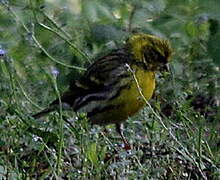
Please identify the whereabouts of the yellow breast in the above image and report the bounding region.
[116,66,155,117]
[88,66,156,125]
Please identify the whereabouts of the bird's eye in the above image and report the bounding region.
[154,53,158,60]
[156,52,167,63]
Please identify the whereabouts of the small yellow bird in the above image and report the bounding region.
[33,33,172,147]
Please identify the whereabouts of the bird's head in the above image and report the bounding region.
[126,33,172,71]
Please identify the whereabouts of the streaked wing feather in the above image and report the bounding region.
[73,48,132,111]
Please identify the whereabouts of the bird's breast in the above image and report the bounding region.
[86,67,156,125]
[116,67,155,117]
[134,68,155,101]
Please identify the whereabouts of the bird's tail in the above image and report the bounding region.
[32,105,56,119]
[32,90,77,119]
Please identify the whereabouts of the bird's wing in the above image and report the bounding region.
[33,49,133,118]
[78,49,129,88]
[72,48,133,111]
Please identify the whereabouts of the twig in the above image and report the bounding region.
[36,10,91,63]
[1,2,86,71]
[128,4,137,32]
[126,63,207,180]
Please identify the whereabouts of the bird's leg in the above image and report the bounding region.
[116,123,131,150]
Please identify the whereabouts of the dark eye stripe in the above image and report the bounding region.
[158,53,167,63]
[144,48,167,64]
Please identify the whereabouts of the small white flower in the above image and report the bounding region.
[50,66,59,77]
[0,49,6,57]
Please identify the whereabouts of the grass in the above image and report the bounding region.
[0,0,220,179]
[0,59,219,179]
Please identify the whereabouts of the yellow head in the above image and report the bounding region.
[126,33,172,71]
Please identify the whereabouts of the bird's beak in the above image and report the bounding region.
[164,64,169,72]
[160,63,169,72]
[159,64,170,77]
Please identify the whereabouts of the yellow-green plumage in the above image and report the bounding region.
[33,33,172,146]
[83,34,171,125]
